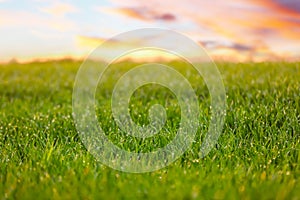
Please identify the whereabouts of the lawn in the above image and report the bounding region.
[0,60,299,199]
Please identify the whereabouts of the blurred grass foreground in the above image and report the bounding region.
[0,60,299,199]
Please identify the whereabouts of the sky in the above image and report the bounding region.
[1,0,300,62]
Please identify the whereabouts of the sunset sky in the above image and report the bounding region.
[1,0,300,62]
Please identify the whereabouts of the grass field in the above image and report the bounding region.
[0,60,299,199]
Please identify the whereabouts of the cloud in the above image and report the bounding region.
[106,0,300,61]
[155,13,176,21]
[76,35,108,48]
[99,6,176,22]
[30,30,64,39]
[0,10,76,31]
[75,34,196,62]
[250,0,300,27]
[200,40,254,52]
[38,2,78,16]
[272,0,300,13]
[111,7,149,21]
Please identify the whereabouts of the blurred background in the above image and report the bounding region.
[1,0,300,63]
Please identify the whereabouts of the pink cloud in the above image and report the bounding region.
[100,6,176,22]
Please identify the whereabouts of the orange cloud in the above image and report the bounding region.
[108,0,300,60]
[115,7,149,21]
[252,0,300,17]
[76,35,107,48]
[237,0,300,28]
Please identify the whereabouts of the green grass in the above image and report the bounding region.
[0,60,299,199]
